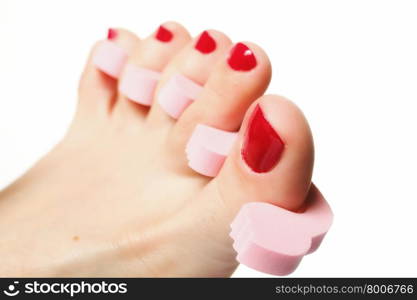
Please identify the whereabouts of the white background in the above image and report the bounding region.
[1,0,417,277]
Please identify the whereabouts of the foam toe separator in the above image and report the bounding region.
[119,64,161,106]
[186,124,237,177]
[230,185,333,276]
[158,74,203,119]
[93,41,128,78]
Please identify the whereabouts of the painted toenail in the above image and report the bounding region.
[93,41,128,78]
[227,43,257,71]
[230,185,333,275]
[158,74,203,119]
[195,31,216,54]
[155,25,173,42]
[186,124,237,177]
[119,64,161,106]
[242,104,284,173]
[107,28,117,40]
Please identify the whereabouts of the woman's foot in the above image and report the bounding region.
[0,22,314,277]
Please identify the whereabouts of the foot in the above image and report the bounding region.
[0,22,314,277]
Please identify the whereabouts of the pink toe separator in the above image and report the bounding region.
[158,74,203,119]
[185,124,333,276]
[230,185,333,276]
[186,124,237,177]
[93,41,127,78]
[119,64,161,106]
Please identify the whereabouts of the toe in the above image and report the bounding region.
[167,42,271,172]
[147,29,232,125]
[217,95,314,213]
[159,96,314,276]
[77,28,138,120]
[114,22,191,122]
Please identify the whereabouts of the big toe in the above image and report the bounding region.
[170,95,315,276]
[217,95,314,213]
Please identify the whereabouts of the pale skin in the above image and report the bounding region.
[0,22,314,277]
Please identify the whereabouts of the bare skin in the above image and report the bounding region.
[0,22,314,277]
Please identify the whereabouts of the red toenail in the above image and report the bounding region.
[195,31,216,54]
[227,43,257,71]
[242,104,284,173]
[156,25,173,42]
[107,28,117,40]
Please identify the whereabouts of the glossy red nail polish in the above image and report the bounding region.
[107,28,117,40]
[242,104,284,173]
[156,25,173,42]
[195,31,216,54]
[228,43,257,71]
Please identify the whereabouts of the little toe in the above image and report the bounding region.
[77,28,138,120]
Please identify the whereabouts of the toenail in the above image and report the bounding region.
[155,25,173,42]
[93,41,128,78]
[119,64,161,106]
[195,31,216,54]
[107,28,117,40]
[227,43,257,71]
[186,124,237,177]
[158,74,203,119]
[242,104,284,173]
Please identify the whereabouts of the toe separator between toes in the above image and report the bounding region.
[158,74,203,119]
[119,64,161,106]
[93,41,128,78]
[185,124,237,177]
